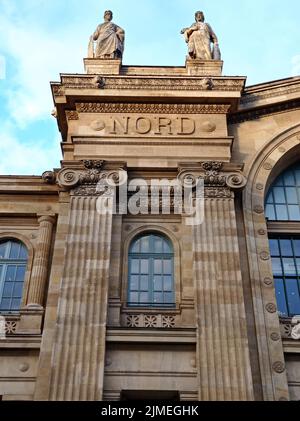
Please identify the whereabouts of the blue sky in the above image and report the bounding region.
[0,0,300,175]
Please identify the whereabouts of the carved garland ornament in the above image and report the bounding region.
[76,102,231,115]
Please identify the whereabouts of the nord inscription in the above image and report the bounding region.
[90,116,202,136]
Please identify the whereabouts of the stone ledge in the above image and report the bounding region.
[106,328,197,343]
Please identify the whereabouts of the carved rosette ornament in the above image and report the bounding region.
[178,161,247,198]
[56,161,127,197]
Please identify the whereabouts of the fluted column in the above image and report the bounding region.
[179,162,254,401]
[27,215,56,307]
[193,196,254,400]
[48,194,113,401]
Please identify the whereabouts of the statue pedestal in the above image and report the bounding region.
[186,59,223,76]
[84,58,121,75]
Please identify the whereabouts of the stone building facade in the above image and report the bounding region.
[0,56,300,401]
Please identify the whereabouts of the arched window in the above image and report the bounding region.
[0,240,28,312]
[128,233,175,308]
[265,163,300,221]
[266,162,300,317]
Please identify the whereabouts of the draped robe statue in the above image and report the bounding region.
[88,10,125,59]
[181,11,221,60]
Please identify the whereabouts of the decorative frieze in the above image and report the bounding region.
[76,102,231,115]
[58,76,245,92]
[124,314,176,329]
[280,317,300,340]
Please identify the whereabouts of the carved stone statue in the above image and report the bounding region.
[181,11,221,60]
[88,10,125,59]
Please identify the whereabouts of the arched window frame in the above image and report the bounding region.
[0,234,34,314]
[127,233,175,308]
[265,163,300,317]
[242,124,300,401]
[122,227,181,310]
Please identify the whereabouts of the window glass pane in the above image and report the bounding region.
[284,171,295,186]
[295,170,300,185]
[164,292,174,304]
[279,240,293,256]
[140,292,149,304]
[153,276,162,291]
[163,240,172,253]
[269,239,280,256]
[19,245,28,260]
[129,292,138,304]
[294,240,300,257]
[131,239,140,253]
[296,259,300,276]
[140,275,148,291]
[153,292,163,304]
[274,176,283,186]
[9,242,20,259]
[140,236,150,253]
[163,260,172,274]
[286,187,298,204]
[129,275,139,291]
[15,266,26,282]
[286,279,300,316]
[163,276,172,292]
[0,298,11,310]
[154,259,162,274]
[273,187,286,204]
[13,283,23,298]
[2,283,13,298]
[275,205,288,220]
[282,258,296,276]
[130,259,139,274]
[265,204,275,220]
[274,279,288,317]
[0,265,3,279]
[140,259,149,274]
[271,258,282,276]
[11,298,21,311]
[0,243,7,259]
[288,205,300,220]
[154,237,163,253]
[266,192,274,204]
[5,266,16,282]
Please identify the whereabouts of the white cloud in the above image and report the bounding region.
[0,55,6,79]
[291,55,300,76]
[0,3,85,127]
[0,122,61,175]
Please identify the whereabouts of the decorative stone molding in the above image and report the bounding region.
[124,314,176,329]
[42,171,56,184]
[76,102,231,115]
[178,161,247,194]
[265,303,277,313]
[272,362,285,374]
[229,99,300,124]
[280,317,300,340]
[57,162,127,197]
[59,76,245,92]
[242,83,300,105]
[5,320,18,335]
[52,85,65,97]
[66,110,79,120]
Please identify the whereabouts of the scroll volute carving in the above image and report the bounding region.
[56,160,127,196]
[178,161,247,191]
